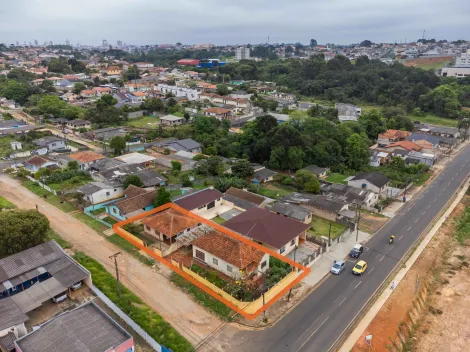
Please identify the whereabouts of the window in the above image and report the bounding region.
[261,261,267,269]
[280,246,286,254]
[145,225,151,231]
[106,191,110,196]
[307,214,311,218]
[195,249,205,261]
[213,258,218,265]
[114,189,117,192]
[113,208,117,214]
[290,239,295,246]
[227,265,232,272]
[187,228,190,232]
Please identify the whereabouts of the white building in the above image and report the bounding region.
[236,47,251,61]
[455,49,470,68]
[440,67,470,78]
[77,182,124,204]
[157,84,200,101]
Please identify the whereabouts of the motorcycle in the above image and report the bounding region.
[389,236,395,244]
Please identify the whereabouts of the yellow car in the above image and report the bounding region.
[352,260,367,275]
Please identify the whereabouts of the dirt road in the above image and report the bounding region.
[0,175,221,347]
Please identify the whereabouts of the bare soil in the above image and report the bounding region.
[404,56,453,68]
[359,212,389,234]
[352,198,468,352]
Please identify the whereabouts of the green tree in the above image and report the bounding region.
[38,95,67,116]
[287,146,304,170]
[294,170,319,193]
[73,82,86,94]
[0,210,50,258]
[206,156,224,176]
[0,80,31,104]
[125,65,140,80]
[155,186,171,207]
[144,98,164,113]
[123,175,143,189]
[346,133,370,170]
[231,159,254,179]
[184,112,190,123]
[216,84,229,96]
[109,136,126,155]
[171,161,182,174]
[181,174,193,187]
[67,160,79,170]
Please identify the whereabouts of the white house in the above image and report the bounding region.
[348,171,391,197]
[173,188,224,215]
[157,84,200,101]
[24,155,60,173]
[78,182,124,204]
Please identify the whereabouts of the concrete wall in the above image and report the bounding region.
[190,197,223,216]
[86,186,124,204]
[348,179,385,195]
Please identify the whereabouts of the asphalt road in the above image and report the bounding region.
[234,144,470,352]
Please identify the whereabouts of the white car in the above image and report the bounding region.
[52,292,67,303]
[70,281,82,291]
[330,260,346,275]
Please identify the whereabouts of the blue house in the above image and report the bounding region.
[105,185,157,221]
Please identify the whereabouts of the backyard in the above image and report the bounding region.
[256,183,293,199]
[126,116,160,128]
[326,173,349,184]
[409,113,458,127]
[307,215,347,240]
[22,179,76,212]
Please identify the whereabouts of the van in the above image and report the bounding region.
[52,292,67,303]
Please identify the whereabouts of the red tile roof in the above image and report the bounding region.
[378,129,412,140]
[142,208,198,238]
[386,140,422,152]
[223,208,310,249]
[114,186,157,215]
[193,231,266,270]
[69,151,105,163]
[26,155,54,167]
[204,107,231,114]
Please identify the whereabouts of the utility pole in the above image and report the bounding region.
[109,252,122,297]
[328,221,332,247]
[356,204,362,242]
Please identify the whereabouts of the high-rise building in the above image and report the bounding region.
[34,39,38,46]
[117,40,123,47]
[236,46,250,60]
[455,49,470,68]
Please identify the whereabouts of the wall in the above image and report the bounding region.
[107,204,126,221]
[191,197,223,216]
[304,204,338,221]
[348,179,383,194]
[86,187,124,204]
[193,246,241,278]
[25,175,58,195]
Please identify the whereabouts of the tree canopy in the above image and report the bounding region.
[123,175,143,189]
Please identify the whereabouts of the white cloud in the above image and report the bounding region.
[0,0,468,45]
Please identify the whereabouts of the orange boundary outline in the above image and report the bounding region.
[113,202,311,320]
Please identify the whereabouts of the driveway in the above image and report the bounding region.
[0,175,221,347]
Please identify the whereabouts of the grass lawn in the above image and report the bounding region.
[170,272,233,320]
[73,212,109,233]
[414,60,452,70]
[74,252,192,352]
[102,216,118,225]
[308,216,347,240]
[90,207,106,216]
[48,178,90,191]
[47,228,72,249]
[106,234,155,266]
[22,180,76,213]
[410,113,458,127]
[326,173,349,184]
[0,196,16,209]
[126,116,160,128]
[257,184,293,199]
[210,216,226,224]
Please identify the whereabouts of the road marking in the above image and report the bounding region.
[375,253,380,259]
[399,235,403,240]
[354,281,362,290]
[297,316,330,351]
[338,297,347,306]
[333,296,342,304]
[407,226,412,231]
[364,246,369,250]
[347,259,356,263]
[368,267,375,275]
[380,255,385,262]
[389,245,395,251]
[294,314,323,343]
[415,218,419,223]
[427,205,432,210]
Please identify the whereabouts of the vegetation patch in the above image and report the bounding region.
[22,180,76,213]
[73,212,109,233]
[308,216,347,239]
[454,207,470,245]
[73,252,192,352]
[0,196,16,209]
[106,234,155,266]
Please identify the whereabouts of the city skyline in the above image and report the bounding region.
[1,0,469,46]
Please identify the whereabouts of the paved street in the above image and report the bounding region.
[225,144,470,352]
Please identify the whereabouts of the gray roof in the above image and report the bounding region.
[0,120,27,128]
[406,132,455,146]
[77,182,117,195]
[160,114,184,121]
[0,298,29,331]
[89,158,125,172]
[321,183,371,204]
[302,165,328,175]
[136,169,166,187]
[34,136,65,147]
[15,302,131,352]
[282,193,348,213]
[0,331,16,351]
[92,127,124,134]
[159,138,201,152]
[254,168,277,180]
[266,202,311,222]
[351,172,390,188]
[67,119,90,126]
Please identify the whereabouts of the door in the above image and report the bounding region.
[207,201,215,209]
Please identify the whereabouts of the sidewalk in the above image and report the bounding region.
[303,230,370,286]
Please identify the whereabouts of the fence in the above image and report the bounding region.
[302,228,352,267]
[26,175,58,195]
[92,285,172,352]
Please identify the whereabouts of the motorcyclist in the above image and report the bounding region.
[389,235,395,244]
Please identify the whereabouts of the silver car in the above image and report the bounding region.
[331,260,346,275]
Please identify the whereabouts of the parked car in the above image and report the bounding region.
[70,281,82,291]
[52,292,67,303]
[350,244,364,258]
[352,260,368,275]
[330,260,346,275]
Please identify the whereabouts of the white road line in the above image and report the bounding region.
[389,245,395,251]
[354,281,362,290]
[415,218,419,223]
[333,296,342,304]
[295,314,323,343]
[368,267,375,275]
[399,235,403,240]
[375,253,380,259]
[407,226,412,231]
[380,255,385,262]
[297,316,330,351]
[427,205,432,210]
[338,297,347,307]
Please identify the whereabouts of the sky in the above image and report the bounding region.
[1,0,469,46]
